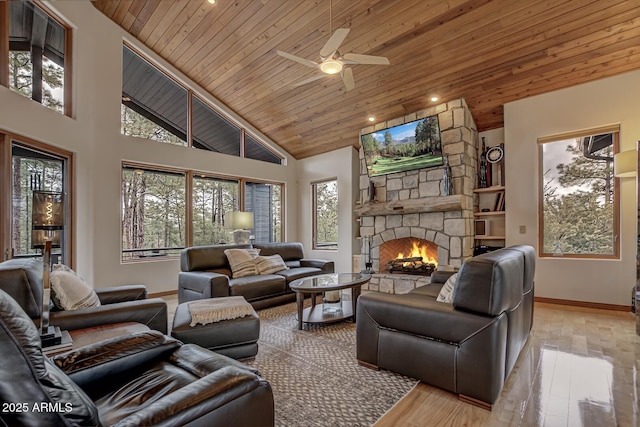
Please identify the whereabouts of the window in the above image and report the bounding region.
[121,45,284,164]
[313,179,338,250]
[121,166,186,261]
[3,1,70,115]
[538,127,620,258]
[0,135,72,265]
[245,181,283,243]
[192,175,239,246]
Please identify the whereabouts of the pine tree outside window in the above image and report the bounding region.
[538,127,620,258]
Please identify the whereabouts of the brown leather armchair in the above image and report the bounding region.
[356,245,535,408]
[0,289,274,427]
[0,258,168,333]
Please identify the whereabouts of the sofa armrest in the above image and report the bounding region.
[300,259,334,273]
[112,365,274,427]
[430,271,456,285]
[95,284,147,304]
[178,271,229,303]
[50,298,168,333]
[52,331,181,395]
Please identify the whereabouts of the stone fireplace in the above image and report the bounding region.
[356,98,478,294]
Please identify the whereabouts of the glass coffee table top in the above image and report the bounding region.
[290,272,371,292]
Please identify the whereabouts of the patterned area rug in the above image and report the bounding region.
[245,302,417,427]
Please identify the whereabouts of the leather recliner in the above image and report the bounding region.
[0,258,168,333]
[0,289,275,427]
[356,245,535,408]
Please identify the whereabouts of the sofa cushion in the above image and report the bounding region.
[229,275,286,301]
[224,248,260,278]
[255,255,289,275]
[180,243,251,272]
[253,242,304,261]
[436,273,458,304]
[50,267,101,311]
[410,283,444,299]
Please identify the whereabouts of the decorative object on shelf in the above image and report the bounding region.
[487,143,505,185]
[443,154,454,195]
[478,137,487,188]
[32,190,65,347]
[474,219,490,236]
[224,211,254,244]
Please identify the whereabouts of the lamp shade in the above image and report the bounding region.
[225,211,254,230]
[614,150,637,178]
[32,191,64,230]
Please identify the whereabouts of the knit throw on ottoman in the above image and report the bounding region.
[188,296,255,326]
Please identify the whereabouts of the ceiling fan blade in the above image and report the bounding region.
[343,53,390,65]
[293,74,327,87]
[342,67,355,91]
[319,28,350,58]
[277,50,319,68]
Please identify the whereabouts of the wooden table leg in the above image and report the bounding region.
[296,291,304,330]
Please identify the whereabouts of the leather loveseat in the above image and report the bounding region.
[0,258,168,333]
[179,242,334,309]
[0,289,274,427]
[356,245,535,408]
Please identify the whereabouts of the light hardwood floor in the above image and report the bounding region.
[375,303,639,427]
[162,296,638,426]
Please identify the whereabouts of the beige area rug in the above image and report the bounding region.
[245,302,418,427]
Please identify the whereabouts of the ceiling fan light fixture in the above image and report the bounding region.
[320,59,343,74]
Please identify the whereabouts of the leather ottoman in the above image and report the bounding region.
[171,298,260,360]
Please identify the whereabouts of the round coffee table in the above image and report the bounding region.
[289,273,371,330]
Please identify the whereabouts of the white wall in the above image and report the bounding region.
[297,146,360,273]
[505,69,640,306]
[0,1,298,293]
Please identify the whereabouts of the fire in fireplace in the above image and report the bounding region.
[380,238,438,276]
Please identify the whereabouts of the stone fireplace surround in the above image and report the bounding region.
[356,98,478,294]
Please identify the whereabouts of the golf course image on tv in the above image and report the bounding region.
[361,115,443,177]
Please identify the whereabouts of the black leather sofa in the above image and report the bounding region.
[0,258,168,333]
[356,245,535,408]
[0,289,274,427]
[179,242,334,309]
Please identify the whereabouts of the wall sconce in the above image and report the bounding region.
[32,191,64,346]
[614,149,637,178]
[225,211,254,244]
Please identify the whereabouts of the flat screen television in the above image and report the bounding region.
[361,115,443,177]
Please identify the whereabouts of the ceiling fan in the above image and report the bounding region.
[277,1,389,92]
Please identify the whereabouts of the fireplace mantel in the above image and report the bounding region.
[354,194,466,217]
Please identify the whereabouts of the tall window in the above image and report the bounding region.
[121,166,186,261]
[245,181,283,243]
[313,179,338,250]
[538,127,619,258]
[3,1,70,115]
[192,176,239,246]
[121,45,283,165]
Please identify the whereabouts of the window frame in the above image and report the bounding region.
[312,178,338,251]
[537,125,620,259]
[121,44,284,165]
[0,1,73,117]
[0,130,74,265]
[120,162,285,262]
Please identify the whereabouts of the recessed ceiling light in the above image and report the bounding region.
[430,96,439,102]
[368,116,375,122]
[207,0,215,4]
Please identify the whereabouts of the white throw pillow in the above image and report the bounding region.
[436,273,458,304]
[49,268,101,311]
[255,254,289,275]
[224,248,261,278]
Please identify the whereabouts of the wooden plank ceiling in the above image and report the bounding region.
[92,0,640,159]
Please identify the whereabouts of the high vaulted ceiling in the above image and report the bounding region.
[92,0,640,159]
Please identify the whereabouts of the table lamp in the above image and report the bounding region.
[32,191,64,347]
[225,211,254,244]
